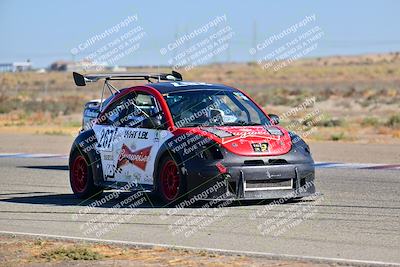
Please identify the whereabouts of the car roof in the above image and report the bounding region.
[146,81,238,94]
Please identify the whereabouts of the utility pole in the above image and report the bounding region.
[226,39,231,63]
[172,27,179,66]
[252,20,258,62]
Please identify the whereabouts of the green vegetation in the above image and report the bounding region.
[331,132,345,141]
[316,117,345,127]
[0,94,84,116]
[386,114,400,128]
[40,246,103,261]
[41,130,69,136]
[361,117,381,127]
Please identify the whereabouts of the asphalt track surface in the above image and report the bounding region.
[0,156,399,265]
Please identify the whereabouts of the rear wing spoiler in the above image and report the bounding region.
[73,71,183,86]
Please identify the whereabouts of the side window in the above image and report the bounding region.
[100,91,165,129]
[130,92,165,129]
[100,95,135,127]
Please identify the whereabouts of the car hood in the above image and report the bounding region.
[174,125,292,156]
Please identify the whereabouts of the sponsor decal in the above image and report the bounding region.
[122,169,139,183]
[171,81,213,87]
[233,91,249,101]
[117,144,152,171]
[219,127,280,145]
[154,131,160,142]
[124,129,149,139]
[105,163,115,177]
[103,154,113,161]
[252,142,269,152]
[266,170,282,179]
[143,174,153,183]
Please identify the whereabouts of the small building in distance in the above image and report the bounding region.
[108,65,127,72]
[49,60,107,72]
[0,60,32,72]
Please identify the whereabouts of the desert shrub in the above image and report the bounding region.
[361,117,381,127]
[0,96,21,113]
[343,87,357,98]
[315,117,345,127]
[40,246,102,261]
[331,132,345,141]
[386,114,400,128]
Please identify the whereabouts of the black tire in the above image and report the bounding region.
[69,149,103,199]
[155,155,186,205]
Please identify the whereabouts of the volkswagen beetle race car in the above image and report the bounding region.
[69,71,316,203]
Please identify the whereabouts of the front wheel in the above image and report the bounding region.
[69,150,103,199]
[156,156,185,204]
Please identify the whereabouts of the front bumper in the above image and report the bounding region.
[228,163,314,199]
[183,146,316,200]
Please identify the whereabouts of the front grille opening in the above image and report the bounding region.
[243,160,265,166]
[246,179,292,189]
[268,159,288,165]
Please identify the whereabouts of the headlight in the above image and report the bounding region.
[289,131,311,154]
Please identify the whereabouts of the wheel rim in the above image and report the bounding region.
[161,160,180,200]
[71,155,88,193]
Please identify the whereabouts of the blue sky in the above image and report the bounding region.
[1,0,399,68]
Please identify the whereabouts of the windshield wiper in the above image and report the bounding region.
[181,123,203,127]
[223,121,262,126]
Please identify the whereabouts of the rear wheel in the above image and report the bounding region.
[156,156,185,204]
[69,150,103,199]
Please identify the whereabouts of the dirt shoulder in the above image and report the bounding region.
[0,234,353,267]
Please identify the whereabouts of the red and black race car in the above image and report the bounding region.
[69,71,316,203]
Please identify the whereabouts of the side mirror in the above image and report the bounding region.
[268,114,280,125]
[142,117,162,129]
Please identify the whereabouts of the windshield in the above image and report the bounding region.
[164,90,270,127]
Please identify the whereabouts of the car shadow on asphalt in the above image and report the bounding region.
[0,191,309,209]
[11,165,310,208]
[18,165,69,171]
